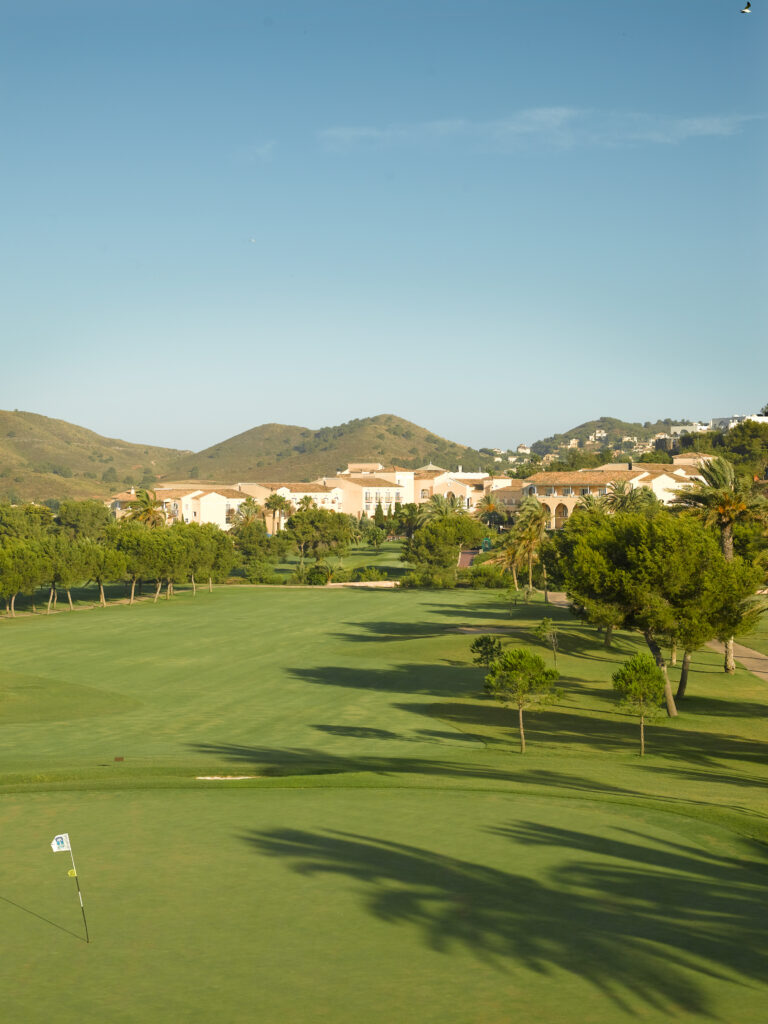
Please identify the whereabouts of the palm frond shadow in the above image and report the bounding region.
[243,823,768,1016]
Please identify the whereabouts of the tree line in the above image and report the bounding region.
[0,499,235,614]
[481,457,768,719]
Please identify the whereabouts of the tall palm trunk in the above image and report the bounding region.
[640,715,645,756]
[720,524,736,673]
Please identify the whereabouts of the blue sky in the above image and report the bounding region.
[2,0,766,452]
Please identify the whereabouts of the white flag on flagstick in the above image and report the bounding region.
[51,833,71,852]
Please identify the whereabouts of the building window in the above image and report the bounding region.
[563,487,573,496]
[364,492,371,502]
[580,488,590,496]
[546,487,555,496]
[420,488,429,499]
[599,488,607,496]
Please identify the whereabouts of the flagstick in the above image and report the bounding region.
[68,845,90,944]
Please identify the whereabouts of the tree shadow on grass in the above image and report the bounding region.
[190,741,520,783]
[398,699,768,770]
[243,822,768,1016]
[288,662,476,698]
[329,621,458,644]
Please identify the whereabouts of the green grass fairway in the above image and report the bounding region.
[1,588,767,1023]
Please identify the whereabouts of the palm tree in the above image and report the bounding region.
[296,495,317,512]
[487,532,526,589]
[474,493,505,532]
[602,481,658,514]
[671,456,768,671]
[125,488,165,528]
[232,496,263,528]
[514,497,550,591]
[574,492,604,514]
[264,493,292,534]
[417,494,465,526]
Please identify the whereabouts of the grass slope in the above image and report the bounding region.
[1,588,767,1023]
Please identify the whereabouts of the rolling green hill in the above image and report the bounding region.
[531,415,688,455]
[0,410,185,503]
[0,410,489,502]
[162,414,489,482]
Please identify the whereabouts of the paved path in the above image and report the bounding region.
[706,640,768,683]
[550,593,768,683]
[457,548,480,569]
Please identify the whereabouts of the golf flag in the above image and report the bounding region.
[51,833,71,852]
[68,869,77,877]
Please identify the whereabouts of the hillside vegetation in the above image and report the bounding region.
[531,416,686,455]
[163,414,487,482]
[0,410,487,501]
[0,410,184,503]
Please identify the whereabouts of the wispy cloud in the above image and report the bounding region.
[318,109,761,151]
[243,140,277,163]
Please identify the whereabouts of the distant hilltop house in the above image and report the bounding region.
[516,444,531,455]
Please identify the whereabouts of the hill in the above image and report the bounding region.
[531,416,688,455]
[0,409,186,503]
[0,410,488,502]
[160,414,489,482]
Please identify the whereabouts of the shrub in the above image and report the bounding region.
[306,564,332,586]
[400,568,456,589]
[352,567,387,582]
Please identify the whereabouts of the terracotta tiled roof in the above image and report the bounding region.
[523,471,645,485]
[260,482,338,494]
[414,470,445,479]
[353,477,403,488]
[196,488,249,500]
[155,487,206,499]
[451,477,488,488]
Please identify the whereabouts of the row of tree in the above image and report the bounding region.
[0,516,236,614]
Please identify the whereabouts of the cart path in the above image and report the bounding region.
[549,592,768,683]
[706,640,768,683]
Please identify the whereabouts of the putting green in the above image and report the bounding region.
[3,788,766,1024]
[1,587,767,1022]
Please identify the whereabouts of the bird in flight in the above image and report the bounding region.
[740,2,751,12]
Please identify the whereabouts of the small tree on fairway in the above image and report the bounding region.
[470,635,502,670]
[484,648,561,754]
[612,654,666,756]
[534,617,559,666]
[364,524,386,551]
